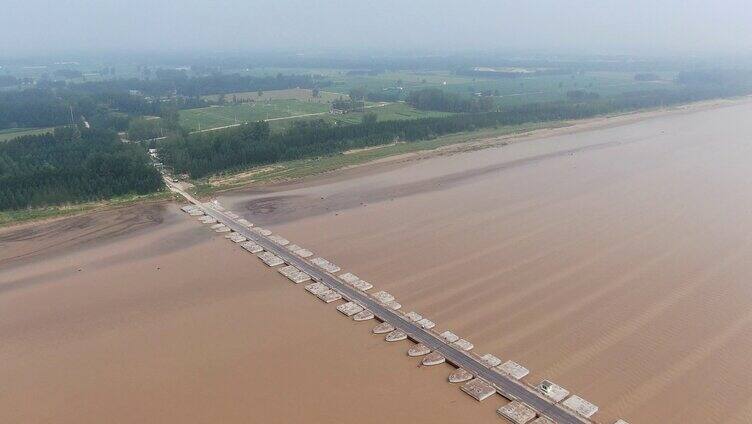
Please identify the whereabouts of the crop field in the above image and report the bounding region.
[180,96,450,133]
[266,102,453,132]
[180,69,679,132]
[202,88,344,103]
[179,99,331,131]
[0,127,54,142]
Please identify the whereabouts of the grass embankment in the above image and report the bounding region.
[0,191,173,228]
[190,120,566,195]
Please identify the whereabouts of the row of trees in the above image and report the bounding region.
[0,88,167,130]
[406,88,495,113]
[0,126,163,210]
[159,83,752,179]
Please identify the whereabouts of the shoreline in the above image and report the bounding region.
[207,95,752,195]
[2,95,749,229]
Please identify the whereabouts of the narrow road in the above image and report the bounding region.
[167,181,590,424]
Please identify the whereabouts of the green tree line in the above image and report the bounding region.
[406,88,496,113]
[0,127,163,210]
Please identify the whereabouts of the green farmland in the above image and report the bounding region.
[265,102,453,132]
[179,99,331,132]
[180,98,452,133]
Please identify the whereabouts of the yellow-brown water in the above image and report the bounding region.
[4,100,752,423]
[225,100,752,423]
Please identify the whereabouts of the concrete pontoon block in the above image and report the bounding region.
[287,244,302,252]
[372,291,395,303]
[305,282,329,295]
[562,395,598,418]
[205,201,224,211]
[460,378,495,402]
[613,420,630,424]
[479,354,502,368]
[497,401,537,424]
[385,300,402,310]
[241,242,263,254]
[439,331,460,343]
[317,290,342,303]
[373,322,395,334]
[257,251,284,267]
[215,226,231,233]
[310,257,341,273]
[407,344,431,357]
[225,212,239,219]
[404,311,423,322]
[494,360,530,380]
[198,217,217,224]
[278,265,299,277]
[268,235,289,246]
[352,280,372,291]
[294,249,314,258]
[236,218,253,227]
[448,368,473,383]
[252,227,272,236]
[452,339,474,351]
[181,205,197,213]
[422,352,445,366]
[385,329,407,342]
[278,266,310,283]
[210,223,225,230]
[339,272,360,284]
[536,380,569,403]
[417,318,435,329]
[336,302,364,317]
[353,310,374,321]
[531,417,555,424]
[229,233,247,243]
[289,272,311,284]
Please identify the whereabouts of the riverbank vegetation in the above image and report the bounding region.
[0,127,163,210]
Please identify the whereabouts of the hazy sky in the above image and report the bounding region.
[3,0,752,56]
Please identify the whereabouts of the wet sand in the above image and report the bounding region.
[5,99,752,423]
[216,99,752,423]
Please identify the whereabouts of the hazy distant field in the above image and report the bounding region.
[0,127,54,142]
[321,69,677,106]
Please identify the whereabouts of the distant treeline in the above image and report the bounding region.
[456,68,571,79]
[675,69,752,86]
[159,82,752,179]
[66,72,330,97]
[0,72,331,134]
[0,88,174,131]
[406,88,495,113]
[0,127,163,210]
